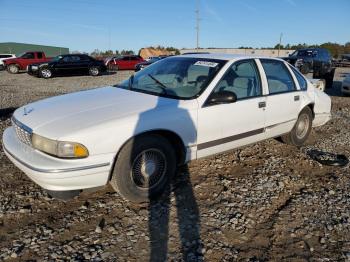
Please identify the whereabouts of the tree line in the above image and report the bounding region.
[89,46,180,57]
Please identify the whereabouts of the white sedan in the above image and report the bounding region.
[2,54,331,202]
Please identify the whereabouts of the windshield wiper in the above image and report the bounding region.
[147,74,168,94]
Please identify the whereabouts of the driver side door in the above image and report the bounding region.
[197,59,266,158]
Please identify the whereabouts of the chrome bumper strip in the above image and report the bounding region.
[3,145,110,173]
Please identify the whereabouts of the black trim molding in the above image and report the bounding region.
[197,128,264,150]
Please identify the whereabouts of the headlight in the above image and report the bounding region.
[31,65,38,70]
[32,134,89,158]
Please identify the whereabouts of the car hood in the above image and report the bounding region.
[13,86,179,139]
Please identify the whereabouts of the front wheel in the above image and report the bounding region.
[7,64,19,74]
[39,68,53,79]
[281,107,313,147]
[89,66,100,76]
[110,134,176,203]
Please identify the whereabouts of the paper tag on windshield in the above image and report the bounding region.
[194,61,218,67]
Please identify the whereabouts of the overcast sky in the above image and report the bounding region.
[0,0,349,53]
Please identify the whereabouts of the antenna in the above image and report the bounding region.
[195,0,200,50]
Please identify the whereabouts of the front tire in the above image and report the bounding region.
[7,64,19,74]
[39,67,53,79]
[110,134,177,203]
[281,107,313,147]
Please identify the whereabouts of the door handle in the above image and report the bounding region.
[258,101,266,108]
[294,95,300,101]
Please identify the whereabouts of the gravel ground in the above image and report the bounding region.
[0,68,349,261]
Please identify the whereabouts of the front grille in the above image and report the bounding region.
[12,118,32,146]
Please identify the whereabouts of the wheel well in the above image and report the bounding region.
[108,129,186,181]
[306,103,315,119]
[137,130,186,165]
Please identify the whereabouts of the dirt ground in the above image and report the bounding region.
[0,68,349,261]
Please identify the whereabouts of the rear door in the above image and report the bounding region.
[259,59,302,138]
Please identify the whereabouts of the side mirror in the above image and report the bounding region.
[206,90,237,105]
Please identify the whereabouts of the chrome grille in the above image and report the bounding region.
[12,118,32,146]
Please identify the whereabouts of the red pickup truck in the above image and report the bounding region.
[4,51,52,74]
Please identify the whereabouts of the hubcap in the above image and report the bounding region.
[90,68,98,75]
[296,113,310,139]
[9,65,17,73]
[41,69,51,78]
[131,149,166,189]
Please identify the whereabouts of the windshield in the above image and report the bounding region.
[51,55,63,62]
[290,50,315,57]
[116,57,226,99]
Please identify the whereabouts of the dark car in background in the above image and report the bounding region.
[27,54,107,79]
[134,56,168,72]
[105,55,144,70]
[282,48,335,88]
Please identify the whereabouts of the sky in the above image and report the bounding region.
[0,0,349,53]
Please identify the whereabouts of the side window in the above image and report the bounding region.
[290,65,307,91]
[261,59,296,94]
[37,52,43,59]
[71,56,81,62]
[79,55,90,61]
[213,60,262,100]
[62,56,72,63]
[23,53,35,59]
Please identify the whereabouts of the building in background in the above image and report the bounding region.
[180,48,295,57]
[0,42,69,56]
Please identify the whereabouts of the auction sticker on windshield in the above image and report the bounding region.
[194,61,219,67]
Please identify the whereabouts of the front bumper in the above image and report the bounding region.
[2,127,114,191]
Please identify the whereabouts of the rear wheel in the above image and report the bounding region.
[7,64,19,74]
[300,64,310,75]
[39,67,53,79]
[110,134,176,203]
[281,107,313,147]
[89,66,100,76]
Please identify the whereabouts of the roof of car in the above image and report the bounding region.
[179,53,284,61]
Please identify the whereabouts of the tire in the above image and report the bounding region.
[110,134,177,203]
[281,107,313,147]
[324,68,335,89]
[7,64,19,74]
[89,66,100,76]
[39,67,53,79]
[300,64,310,75]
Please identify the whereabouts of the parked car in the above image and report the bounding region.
[3,51,52,74]
[3,54,331,202]
[342,74,350,96]
[27,54,107,78]
[0,54,16,70]
[105,55,144,70]
[282,48,335,88]
[135,56,166,72]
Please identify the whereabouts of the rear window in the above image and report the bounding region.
[261,59,296,94]
[289,65,307,90]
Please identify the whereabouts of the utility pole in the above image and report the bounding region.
[278,33,283,56]
[195,0,200,51]
[108,27,111,51]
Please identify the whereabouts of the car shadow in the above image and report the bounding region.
[129,93,202,261]
[148,165,203,261]
[0,107,17,120]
